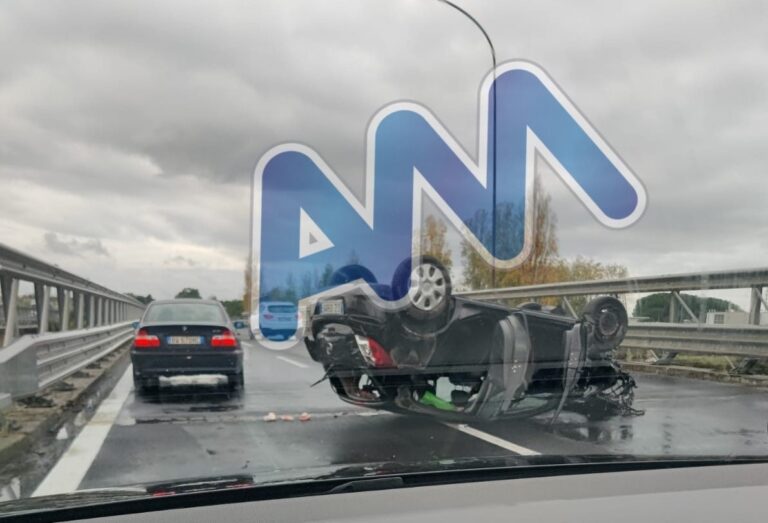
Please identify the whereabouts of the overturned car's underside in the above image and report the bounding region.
[305,258,642,422]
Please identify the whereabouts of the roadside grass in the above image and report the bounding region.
[669,354,732,372]
[622,348,768,374]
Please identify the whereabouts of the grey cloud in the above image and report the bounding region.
[43,232,110,257]
[1,0,766,299]
[164,255,198,267]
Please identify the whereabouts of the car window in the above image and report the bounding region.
[144,303,226,323]
[1,0,767,519]
[267,305,296,314]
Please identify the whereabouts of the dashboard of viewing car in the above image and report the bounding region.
[23,462,768,522]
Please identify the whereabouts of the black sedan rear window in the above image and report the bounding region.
[144,303,226,323]
[268,305,296,313]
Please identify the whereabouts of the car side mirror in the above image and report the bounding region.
[233,321,244,329]
[131,320,140,330]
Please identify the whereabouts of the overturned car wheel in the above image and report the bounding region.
[392,255,452,323]
[581,296,628,358]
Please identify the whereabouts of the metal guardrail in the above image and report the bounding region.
[0,242,145,347]
[459,267,768,302]
[458,267,768,367]
[0,243,144,397]
[0,323,134,399]
[623,323,768,359]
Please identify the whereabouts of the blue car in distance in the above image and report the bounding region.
[256,301,300,340]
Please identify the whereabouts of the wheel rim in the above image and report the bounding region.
[407,262,447,311]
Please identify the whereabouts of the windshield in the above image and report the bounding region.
[1,0,767,516]
[143,303,226,323]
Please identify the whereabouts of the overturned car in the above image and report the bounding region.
[305,256,641,421]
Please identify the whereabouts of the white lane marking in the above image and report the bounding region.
[275,355,309,369]
[258,337,304,352]
[33,366,134,497]
[444,422,541,456]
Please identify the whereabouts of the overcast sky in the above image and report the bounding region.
[1,0,766,306]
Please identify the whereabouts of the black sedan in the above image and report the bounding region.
[130,299,244,392]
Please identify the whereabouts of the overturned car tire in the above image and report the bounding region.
[581,296,629,358]
[391,255,452,324]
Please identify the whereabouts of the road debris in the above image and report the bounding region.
[52,382,76,392]
[18,396,55,409]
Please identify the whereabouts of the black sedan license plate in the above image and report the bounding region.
[166,336,203,345]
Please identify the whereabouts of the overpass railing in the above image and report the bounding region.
[0,243,145,399]
[0,323,134,399]
[458,267,768,371]
[0,242,144,347]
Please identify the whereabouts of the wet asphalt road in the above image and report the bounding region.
[45,340,768,490]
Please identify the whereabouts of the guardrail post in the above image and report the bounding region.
[58,288,71,331]
[668,292,678,323]
[672,291,699,323]
[1,277,19,347]
[75,292,85,329]
[655,291,683,365]
[734,286,767,374]
[749,286,764,325]
[89,295,96,328]
[35,283,51,334]
[96,297,103,326]
[561,297,578,318]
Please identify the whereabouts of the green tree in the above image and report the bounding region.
[175,288,202,299]
[633,292,741,322]
[126,293,154,305]
[318,264,334,288]
[221,299,245,318]
[347,250,361,265]
[300,272,313,299]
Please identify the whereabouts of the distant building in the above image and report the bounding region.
[705,311,768,325]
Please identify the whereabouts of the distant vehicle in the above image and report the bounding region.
[231,318,254,340]
[255,301,301,340]
[130,299,244,392]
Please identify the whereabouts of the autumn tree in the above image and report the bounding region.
[175,288,201,299]
[459,179,629,310]
[550,256,629,312]
[462,178,559,289]
[419,215,453,271]
[243,258,252,315]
